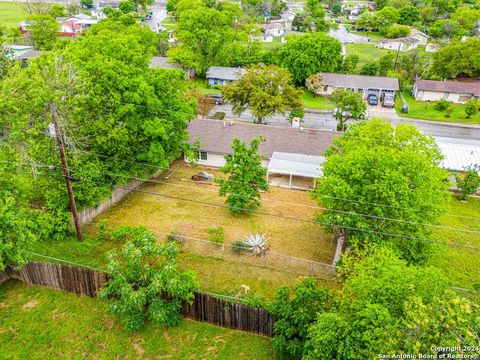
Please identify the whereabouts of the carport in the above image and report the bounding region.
[267,152,326,190]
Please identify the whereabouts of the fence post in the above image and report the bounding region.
[310,261,314,276]
[221,243,225,258]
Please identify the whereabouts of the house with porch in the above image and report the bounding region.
[377,36,420,52]
[315,73,400,99]
[186,119,337,190]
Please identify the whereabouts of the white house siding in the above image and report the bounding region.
[414,89,472,103]
[184,152,270,169]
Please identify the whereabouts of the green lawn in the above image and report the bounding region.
[0,280,273,359]
[192,79,335,111]
[303,89,335,110]
[429,197,480,289]
[345,43,394,68]
[0,2,26,28]
[395,93,480,125]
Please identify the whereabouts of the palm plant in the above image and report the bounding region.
[242,233,269,256]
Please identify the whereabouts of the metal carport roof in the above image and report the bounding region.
[267,152,326,178]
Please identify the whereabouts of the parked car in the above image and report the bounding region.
[367,94,378,106]
[208,93,223,105]
[381,93,395,108]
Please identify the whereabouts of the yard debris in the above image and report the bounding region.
[191,171,213,181]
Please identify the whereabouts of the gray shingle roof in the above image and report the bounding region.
[319,73,400,91]
[149,57,182,70]
[206,67,247,81]
[187,119,337,159]
[15,50,43,60]
[415,79,480,96]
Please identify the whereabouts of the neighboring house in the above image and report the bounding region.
[425,43,440,53]
[186,119,337,190]
[413,79,480,104]
[280,10,296,24]
[20,15,98,37]
[377,37,420,52]
[3,45,34,60]
[206,67,247,87]
[409,28,429,45]
[149,56,195,79]
[315,73,400,99]
[259,22,288,36]
[15,49,44,65]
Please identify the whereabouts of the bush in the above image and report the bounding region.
[212,112,226,120]
[100,226,198,331]
[382,25,410,38]
[231,239,248,254]
[454,166,480,201]
[166,230,186,246]
[207,226,224,244]
[434,99,449,111]
[465,98,480,118]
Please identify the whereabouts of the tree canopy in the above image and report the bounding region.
[311,119,450,263]
[266,33,343,84]
[431,38,480,79]
[221,64,303,124]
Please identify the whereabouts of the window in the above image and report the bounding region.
[198,151,208,161]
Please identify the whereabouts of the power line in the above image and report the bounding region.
[5,159,480,235]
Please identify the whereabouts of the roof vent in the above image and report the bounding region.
[229,121,234,126]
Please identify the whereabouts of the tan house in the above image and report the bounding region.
[377,37,420,52]
[315,73,400,99]
[413,79,480,104]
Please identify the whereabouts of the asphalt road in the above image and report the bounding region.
[328,24,373,44]
[146,1,167,32]
[212,105,480,141]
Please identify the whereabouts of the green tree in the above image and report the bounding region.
[465,98,480,119]
[455,166,480,200]
[432,38,480,78]
[398,49,429,82]
[340,54,360,74]
[429,19,466,40]
[398,5,421,25]
[80,0,94,8]
[48,4,66,18]
[375,6,400,29]
[119,0,135,13]
[451,6,480,34]
[168,7,236,74]
[378,52,395,76]
[303,248,479,359]
[217,137,268,215]
[26,14,60,50]
[360,62,379,76]
[267,32,343,84]
[222,64,302,124]
[270,278,331,359]
[331,89,367,131]
[99,226,198,331]
[382,24,410,38]
[0,193,37,271]
[311,119,450,263]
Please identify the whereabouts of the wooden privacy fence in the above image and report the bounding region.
[0,261,274,337]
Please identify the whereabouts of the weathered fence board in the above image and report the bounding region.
[1,262,275,337]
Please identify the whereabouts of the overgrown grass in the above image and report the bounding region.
[0,280,274,359]
[429,197,480,289]
[395,92,480,124]
[0,2,26,28]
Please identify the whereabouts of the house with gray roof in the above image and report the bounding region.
[149,57,195,79]
[186,119,337,189]
[206,67,247,87]
[413,79,480,104]
[377,36,420,52]
[315,73,400,99]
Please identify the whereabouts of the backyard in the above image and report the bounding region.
[0,281,273,359]
[345,43,394,68]
[395,93,480,124]
[0,2,26,28]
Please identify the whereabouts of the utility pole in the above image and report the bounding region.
[51,106,83,242]
[393,42,401,72]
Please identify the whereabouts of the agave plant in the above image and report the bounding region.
[242,233,269,257]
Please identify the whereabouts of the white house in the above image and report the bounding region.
[186,119,337,190]
[413,79,480,104]
[315,73,400,99]
[149,56,195,79]
[409,28,429,45]
[206,67,247,87]
[377,37,420,52]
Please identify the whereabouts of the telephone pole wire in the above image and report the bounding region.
[51,106,83,242]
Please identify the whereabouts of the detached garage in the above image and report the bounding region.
[186,119,336,190]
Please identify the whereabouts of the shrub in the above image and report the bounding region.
[167,230,186,246]
[231,239,248,254]
[434,99,449,111]
[100,226,198,331]
[465,98,480,118]
[454,166,480,201]
[382,25,410,38]
[212,111,225,120]
[207,226,225,244]
[444,107,453,118]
